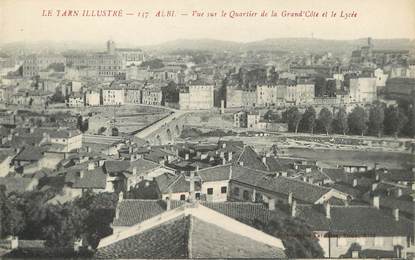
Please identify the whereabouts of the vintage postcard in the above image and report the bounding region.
[0,0,414,259]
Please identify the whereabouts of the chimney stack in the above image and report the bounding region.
[268,198,275,211]
[288,192,293,205]
[132,167,137,175]
[371,182,378,191]
[229,165,233,179]
[118,191,124,202]
[185,153,189,160]
[396,188,402,197]
[88,162,95,171]
[222,157,226,165]
[189,171,195,202]
[372,195,380,209]
[352,178,358,187]
[262,156,267,164]
[393,208,399,221]
[79,170,84,178]
[324,203,331,219]
[291,200,297,217]
[228,151,232,162]
[375,173,380,181]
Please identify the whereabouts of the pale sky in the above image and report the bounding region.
[0,0,414,45]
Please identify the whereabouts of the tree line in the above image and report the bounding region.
[280,102,415,138]
[0,187,118,255]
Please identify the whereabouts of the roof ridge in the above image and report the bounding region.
[187,215,193,258]
[198,163,231,172]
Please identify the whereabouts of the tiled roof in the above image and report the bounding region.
[72,167,107,189]
[232,167,331,204]
[96,215,190,259]
[104,160,130,173]
[113,199,184,227]
[330,183,363,199]
[97,214,285,259]
[155,173,200,194]
[379,169,414,182]
[296,204,414,236]
[0,177,37,195]
[236,146,268,171]
[362,192,414,216]
[127,158,161,173]
[191,216,285,258]
[198,164,232,182]
[14,146,46,162]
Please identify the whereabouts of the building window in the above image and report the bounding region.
[233,187,240,196]
[221,186,227,194]
[195,193,200,200]
[243,190,250,201]
[180,194,186,201]
[207,188,213,195]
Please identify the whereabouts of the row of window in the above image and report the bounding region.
[206,186,227,195]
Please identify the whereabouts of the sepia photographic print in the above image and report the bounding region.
[0,0,414,259]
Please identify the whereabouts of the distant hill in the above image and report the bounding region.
[144,38,415,54]
[1,38,414,55]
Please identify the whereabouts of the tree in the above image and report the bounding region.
[300,106,317,134]
[402,105,415,138]
[367,104,385,137]
[318,107,333,135]
[348,106,367,136]
[283,107,302,133]
[244,215,324,258]
[333,107,348,135]
[0,187,25,238]
[384,106,408,137]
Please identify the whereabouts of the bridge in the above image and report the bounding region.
[134,110,189,145]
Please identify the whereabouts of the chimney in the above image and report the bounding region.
[185,153,189,160]
[88,162,95,171]
[222,157,226,165]
[189,172,195,202]
[222,143,226,149]
[129,146,133,154]
[291,200,297,217]
[115,207,120,219]
[118,191,124,202]
[396,188,402,197]
[372,195,380,209]
[229,165,233,179]
[79,170,84,178]
[166,197,171,210]
[228,151,232,162]
[262,156,267,164]
[132,167,137,175]
[288,192,293,205]
[393,208,399,221]
[324,203,331,219]
[375,173,380,181]
[268,198,275,211]
[371,182,378,191]
[86,146,91,153]
[352,178,358,187]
